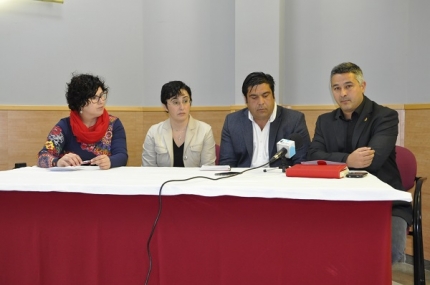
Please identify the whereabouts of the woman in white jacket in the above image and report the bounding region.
[142,81,216,167]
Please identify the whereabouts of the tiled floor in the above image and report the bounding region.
[392,259,430,285]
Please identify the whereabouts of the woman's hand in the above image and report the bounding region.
[57,153,83,167]
[90,155,111,170]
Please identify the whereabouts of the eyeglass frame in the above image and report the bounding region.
[167,97,191,107]
[89,92,108,104]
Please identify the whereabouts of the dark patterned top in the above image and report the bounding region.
[37,115,128,168]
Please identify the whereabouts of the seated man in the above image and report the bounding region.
[307,62,412,264]
[219,72,310,167]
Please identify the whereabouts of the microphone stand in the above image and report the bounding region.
[279,156,288,173]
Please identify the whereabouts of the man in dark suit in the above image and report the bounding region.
[219,72,310,168]
[308,62,412,264]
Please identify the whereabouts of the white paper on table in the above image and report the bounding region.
[49,166,84,171]
[200,165,231,171]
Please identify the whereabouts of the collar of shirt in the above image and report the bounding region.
[248,103,277,167]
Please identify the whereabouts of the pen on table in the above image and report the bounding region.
[81,160,91,165]
[263,168,277,173]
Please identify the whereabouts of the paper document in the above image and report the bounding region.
[49,166,84,171]
[200,165,231,171]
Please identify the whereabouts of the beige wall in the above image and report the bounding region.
[403,105,430,258]
[0,104,429,259]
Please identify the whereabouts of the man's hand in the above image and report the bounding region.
[346,147,375,169]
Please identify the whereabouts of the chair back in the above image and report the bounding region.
[395,146,427,285]
[215,144,220,165]
[395,145,417,191]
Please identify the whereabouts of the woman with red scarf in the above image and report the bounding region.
[37,74,128,170]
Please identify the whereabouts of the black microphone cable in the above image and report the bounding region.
[144,161,276,285]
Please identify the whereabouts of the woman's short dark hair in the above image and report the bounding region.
[160,81,192,106]
[66,73,109,111]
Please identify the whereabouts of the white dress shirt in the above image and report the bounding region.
[248,103,278,167]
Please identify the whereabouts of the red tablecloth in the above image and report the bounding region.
[0,191,392,285]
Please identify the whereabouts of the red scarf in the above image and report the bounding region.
[70,109,110,144]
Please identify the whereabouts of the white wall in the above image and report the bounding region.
[0,0,145,106]
[234,0,281,105]
[0,0,429,106]
[142,0,235,106]
[407,0,430,103]
[283,0,409,105]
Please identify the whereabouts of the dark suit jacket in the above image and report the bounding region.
[308,96,412,224]
[219,105,310,167]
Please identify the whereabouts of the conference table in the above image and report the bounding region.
[0,166,411,285]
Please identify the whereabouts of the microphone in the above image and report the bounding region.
[275,133,304,160]
[269,148,288,164]
[276,139,296,159]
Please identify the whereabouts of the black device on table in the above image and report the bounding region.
[346,171,368,178]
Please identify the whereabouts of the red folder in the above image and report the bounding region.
[285,164,349,179]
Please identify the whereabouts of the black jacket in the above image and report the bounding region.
[308,96,412,224]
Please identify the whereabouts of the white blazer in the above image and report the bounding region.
[142,116,216,167]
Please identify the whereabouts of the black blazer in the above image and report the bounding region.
[219,105,310,167]
[308,96,412,224]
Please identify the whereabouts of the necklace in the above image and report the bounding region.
[172,119,188,142]
[173,127,187,141]
[176,130,186,141]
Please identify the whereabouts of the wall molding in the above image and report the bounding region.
[2,103,428,112]
[405,104,430,110]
